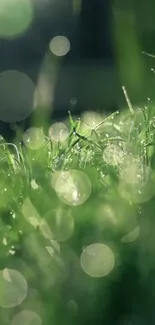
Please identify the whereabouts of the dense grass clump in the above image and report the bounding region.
[1,101,155,325]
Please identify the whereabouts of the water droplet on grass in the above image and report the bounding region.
[118,157,155,203]
[49,35,70,56]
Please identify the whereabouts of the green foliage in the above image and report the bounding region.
[0,103,155,324]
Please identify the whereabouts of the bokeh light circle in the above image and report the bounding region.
[49,122,69,142]
[0,0,33,39]
[41,208,74,242]
[119,156,144,184]
[121,226,140,243]
[80,111,102,133]
[11,310,42,325]
[103,144,124,166]
[118,160,155,203]
[80,243,115,278]
[51,170,91,206]
[0,268,27,307]
[49,36,70,56]
[23,127,45,150]
[0,70,35,122]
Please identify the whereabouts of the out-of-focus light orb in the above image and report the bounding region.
[121,226,140,243]
[51,170,91,206]
[119,156,144,184]
[103,144,124,166]
[49,122,69,142]
[49,36,70,56]
[11,310,42,325]
[118,157,155,203]
[80,111,102,133]
[80,243,115,278]
[0,0,33,39]
[41,208,74,242]
[0,268,27,307]
[0,70,35,122]
[23,127,45,150]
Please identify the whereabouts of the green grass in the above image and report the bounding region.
[1,97,155,324]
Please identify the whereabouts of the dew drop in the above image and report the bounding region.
[0,70,35,122]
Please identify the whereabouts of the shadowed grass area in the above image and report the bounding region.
[0,100,155,324]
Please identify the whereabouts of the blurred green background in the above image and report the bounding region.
[0,1,155,325]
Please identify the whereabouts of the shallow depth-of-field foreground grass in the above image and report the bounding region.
[1,102,155,325]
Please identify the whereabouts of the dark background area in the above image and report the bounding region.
[0,0,120,141]
[0,0,155,139]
